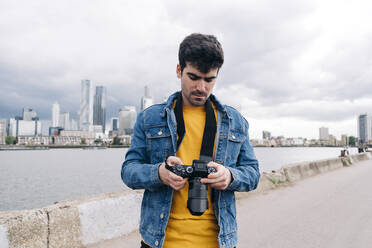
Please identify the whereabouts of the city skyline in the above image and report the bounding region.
[0,79,369,140]
[0,88,366,141]
[1,0,372,139]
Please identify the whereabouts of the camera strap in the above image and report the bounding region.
[174,92,217,159]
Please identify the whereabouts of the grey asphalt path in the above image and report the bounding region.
[90,159,372,248]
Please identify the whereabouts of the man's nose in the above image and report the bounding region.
[195,80,206,91]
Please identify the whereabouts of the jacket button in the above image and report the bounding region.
[160,213,164,219]
[158,129,163,135]
[155,240,159,246]
[232,134,236,139]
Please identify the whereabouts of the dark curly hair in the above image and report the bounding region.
[178,33,224,74]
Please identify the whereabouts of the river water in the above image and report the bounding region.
[0,147,357,211]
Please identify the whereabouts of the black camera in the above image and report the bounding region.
[165,155,216,216]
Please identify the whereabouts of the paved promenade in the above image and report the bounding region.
[90,159,372,248]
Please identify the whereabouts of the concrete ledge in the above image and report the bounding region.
[0,209,48,248]
[283,157,344,182]
[350,151,372,163]
[0,224,9,248]
[0,190,142,248]
[45,202,83,248]
[238,152,371,200]
[77,191,142,246]
[0,152,371,247]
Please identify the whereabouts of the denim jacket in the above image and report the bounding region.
[121,92,260,248]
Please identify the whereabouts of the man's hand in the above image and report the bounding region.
[158,156,188,191]
[200,162,232,190]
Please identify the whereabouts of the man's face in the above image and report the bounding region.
[177,63,218,107]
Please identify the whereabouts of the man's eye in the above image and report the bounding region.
[189,75,198,80]
[205,78,212,83]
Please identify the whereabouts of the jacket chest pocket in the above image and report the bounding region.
[145,126,173,163]
[226,129,246,164]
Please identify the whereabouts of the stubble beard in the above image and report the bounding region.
[186,91,209,106]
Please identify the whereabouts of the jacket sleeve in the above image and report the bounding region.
[121,112,165,191]
[226,117,260,192]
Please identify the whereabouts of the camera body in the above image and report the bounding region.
[165,155,216,216]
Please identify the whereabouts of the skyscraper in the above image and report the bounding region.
[357,114,371,144]
[262,130,271,140]
[110,117,119,131]
[119,106,137,135]
[79,80,94,131]
[319,127,329,141]
[141,86,153,111]
[0,120,6,144]
[59,112,70,130]
[52,102,60,127]
[93,86,106,132]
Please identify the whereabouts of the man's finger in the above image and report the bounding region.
[167,156,183,165]
[169,172,184,181]
[201,177,223,184]
[209,182,228,190]
[207,170,223,179]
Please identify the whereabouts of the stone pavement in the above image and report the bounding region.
[89,159,372,248]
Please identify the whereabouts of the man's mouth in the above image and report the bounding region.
[191,92,206,98]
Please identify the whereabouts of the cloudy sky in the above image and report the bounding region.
[1,0,371,139]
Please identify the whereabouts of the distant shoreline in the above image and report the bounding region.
[0,145,129,151]
[0,144,353,151]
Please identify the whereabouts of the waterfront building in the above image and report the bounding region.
[117,135,132,146]
[60,130,96,145]
[141,85,154,111]
[49,127,64,136]
[79,80,94,131]
[22,108,37,121]
[59,112,70,130]
[262,130,271,140]
[357,114,371,144]
[119,106,137,135]
[17,136,52,146]
[53,136,82,145]
[93,86,106,132]
[110,117,119,131]
[341,135,348,146]
[20,134,83,146]
[8,116,41,137]
[90,125,103,133]
[17,120,42,136]
[319,127,329,141]
[328,135,337,146]
[0,120,6,144]
[52,102,60,127]
[291,137,304,146]
[60,130,96,139]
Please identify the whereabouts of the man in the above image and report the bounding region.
[121,33,260,248]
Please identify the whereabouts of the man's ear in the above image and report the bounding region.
[176,64,182,79]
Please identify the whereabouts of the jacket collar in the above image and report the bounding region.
[160,91,227,117]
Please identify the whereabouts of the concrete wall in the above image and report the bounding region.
[237,151,372,198]
[0,151,371,247]
[0,191,142,248]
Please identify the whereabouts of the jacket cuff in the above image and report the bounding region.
[226,167,239,191]
[150,162,164,189]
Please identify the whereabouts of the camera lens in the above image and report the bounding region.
[187,177,208,216]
